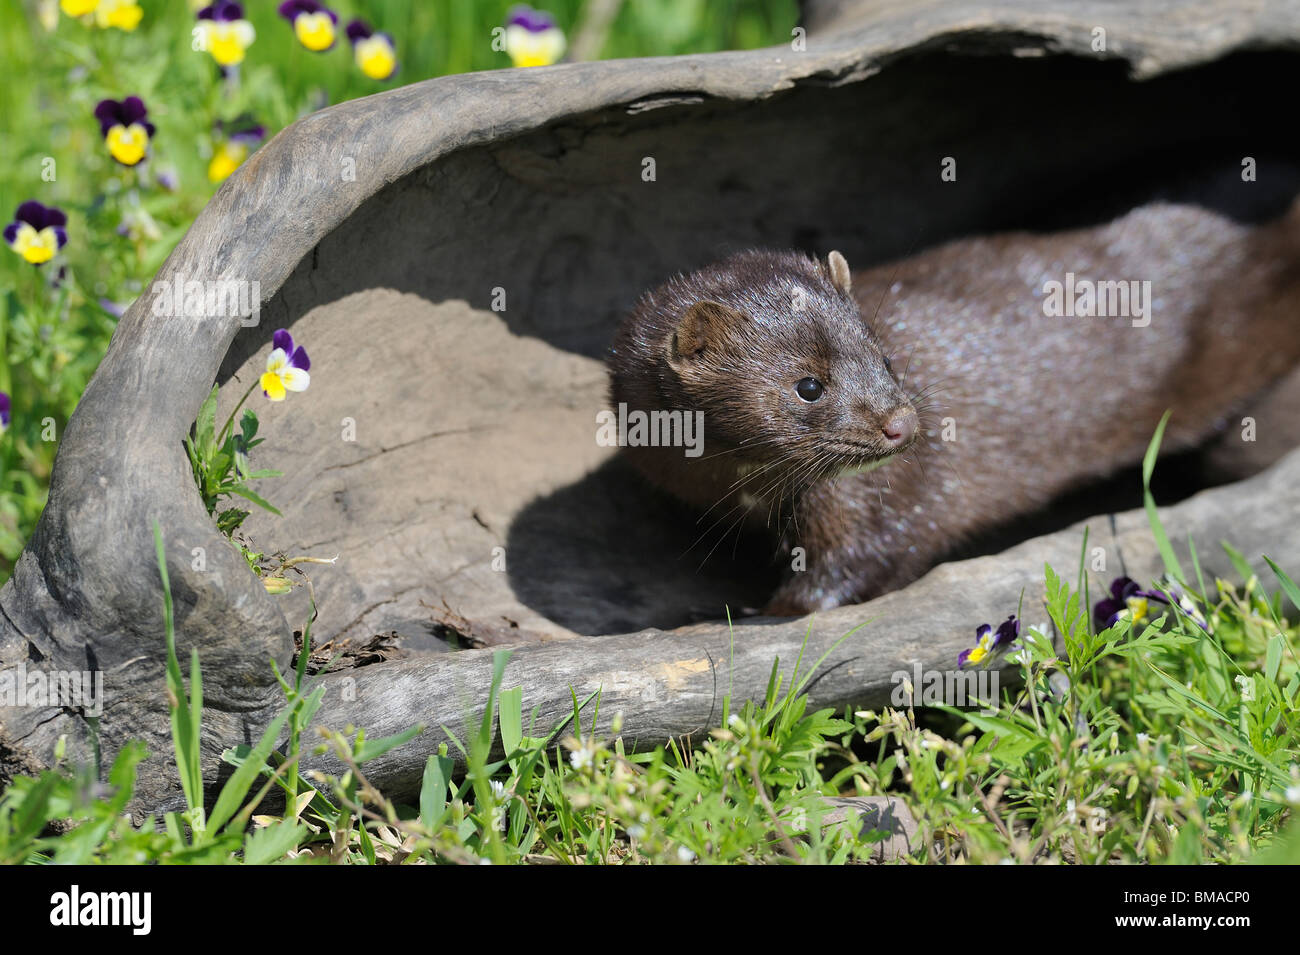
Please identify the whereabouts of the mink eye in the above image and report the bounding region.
[883,355,893,374]
[795,377,824,402]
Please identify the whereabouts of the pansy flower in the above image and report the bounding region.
[155,166,180,192]
[62,0,143,30]
[503,5,566,67]
[1156,577,1210,631]
[61,0,99,17]
[94,0,143,30]
[5,201,68,266]
[261,329,311,401]
[957,615,1020,670]
[1093,576,1160,630]
[208,119,266,183]
[197,1,256,66]
[116,206,161,242]
[278,0,338,52]
[94,96,155,167]
[345,19,398,80]
[1095,575,1207,632]
[0,392,10,435]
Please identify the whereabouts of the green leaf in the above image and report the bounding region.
[354,725,424,765]
[216,508,250,535]
[227,483,283,517]
[243,819,308,865]
[194,384,219,454]
[420,752,455,831]
[1165,820,1204,864]
[154,523,203,815]
[499,686,523,758]
[208,702,299,837]
[1265,633,1284,684]
[1141,410,1184,583]
[1221,541,1255,583]
[1264,556,1300,614]
[9,773,61,856]
[1145,663,1232,723]
[1249,816,1300,864]
[239,408,259,444]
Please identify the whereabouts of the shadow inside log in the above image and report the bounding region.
[504,458,781,636]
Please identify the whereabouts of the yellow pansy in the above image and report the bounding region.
[5,201,69,267]
[260,329,312,401]
[345,19,398,80]
[356,35,396,79]
[95,0,143,30]
[279,2,338,51]
[208,141,248,183]
[95,97,155,167]
[503,6,566,67]
[196,3,257,67]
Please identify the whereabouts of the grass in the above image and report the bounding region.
[0,0,799,578]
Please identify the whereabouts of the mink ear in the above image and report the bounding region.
[827,250,852,295]
[668,300,745,364]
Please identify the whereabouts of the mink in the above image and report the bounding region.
[606,200,1300,614]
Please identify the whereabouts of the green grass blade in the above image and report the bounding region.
[1141,410,1184,583]
[207,703,298,836]
[1264,556,1300,614]
[420,752,454,831]
[1221,541,1255,583]
[499,686,523,758]
[153,523,203,815]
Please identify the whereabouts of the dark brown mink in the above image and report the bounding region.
[607,199,1300,615]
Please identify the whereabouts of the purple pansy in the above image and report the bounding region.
[278,0,338,51]
[957,614,1020,670]
[506,4,557,31]
[197,0,245,19]
[0,392,10,434]
[345,18,399,80]
[215,117,267,146]
[95,96,156,166]
[502,5,566,67]
[1094,576,1159,630]
[260,329,311,401]
[94,96,156,138]
[277,0,334,19]
[1094,575,1208,632]
[5,201,68,266]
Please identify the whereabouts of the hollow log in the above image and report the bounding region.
[2,0,1299,814]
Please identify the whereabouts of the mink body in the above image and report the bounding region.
[607,201,1300,614]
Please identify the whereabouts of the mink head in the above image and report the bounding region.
[636,248,918,479]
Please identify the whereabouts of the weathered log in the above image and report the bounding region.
[2,0,1299,815]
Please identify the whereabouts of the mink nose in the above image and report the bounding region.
[881,408,917,448]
